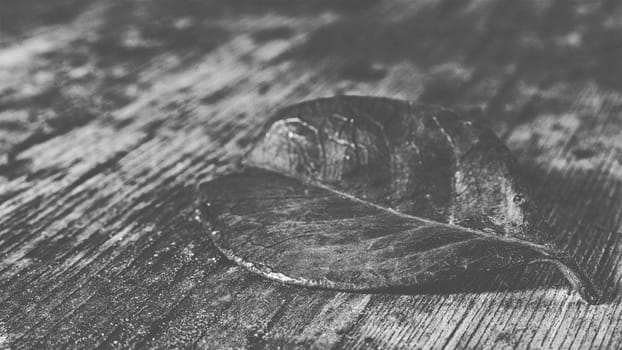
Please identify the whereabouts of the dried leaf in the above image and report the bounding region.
[197,95,599,304]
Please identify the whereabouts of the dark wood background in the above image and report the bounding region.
[0,0,621,348]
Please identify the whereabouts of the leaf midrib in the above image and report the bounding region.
[295,170,557,257]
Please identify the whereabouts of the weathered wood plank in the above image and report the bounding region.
[0,0,621,349]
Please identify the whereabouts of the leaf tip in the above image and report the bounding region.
[549,254,601,305]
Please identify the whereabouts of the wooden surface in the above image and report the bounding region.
[0,0,620,349]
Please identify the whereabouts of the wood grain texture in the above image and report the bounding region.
[0,0,620,349]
